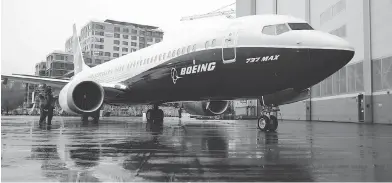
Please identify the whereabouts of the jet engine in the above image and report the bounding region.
[182,100,229,116]
[58,80,104,114]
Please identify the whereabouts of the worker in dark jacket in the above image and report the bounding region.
[38,86,54,125]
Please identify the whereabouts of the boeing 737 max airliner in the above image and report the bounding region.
[1,14,354,131]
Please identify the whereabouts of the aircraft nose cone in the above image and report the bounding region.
[308,48,354,83]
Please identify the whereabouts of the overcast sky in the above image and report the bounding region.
[1,0,235,75]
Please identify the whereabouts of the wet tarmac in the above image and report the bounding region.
[1,116,392,182]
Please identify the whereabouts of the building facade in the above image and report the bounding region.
[65,19,163,63]
[236,0,392,124]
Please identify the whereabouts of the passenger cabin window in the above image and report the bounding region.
[205,41,210,48]
[177,48,181,56]
[187,45,191,53]
[168,51,171,58]
[159,54,162,61]
[192,44,196,51]
[172,50,176,57]
[182,47,186,54]
[163,53,166,60]
[211,39,216,47]
[288,23,314,30]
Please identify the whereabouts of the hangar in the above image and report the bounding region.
[235,0,392,124]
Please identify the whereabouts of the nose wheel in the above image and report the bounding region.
[257,104,279,132]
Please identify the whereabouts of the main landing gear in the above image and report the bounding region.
[146,104,164,125]
[81,105,101,123]
[257,105,279,132]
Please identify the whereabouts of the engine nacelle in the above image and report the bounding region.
[262,88,310,106]
[182,100,229,116]
[58,80,104,114]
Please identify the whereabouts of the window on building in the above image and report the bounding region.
[339,67,347,93]
[114,27,120,32]
[123,35,129,39]
[122,47,128,52]
[123,54,127,56]
[123,28,129,33]
[155,38,161,43]
[85,58,92,63]
[95,59,102,64]
[113,46,119,51]
[131,42,137,46]
[105,52,111,57]
[140,31,145,35]
[114,40,120,45]
[131,36,137,41]
[95,44,104,49]
[94,24,105,30]
[139,43,145,48]
[114,33,120,38]
[146,31,152,36]
[94,37,104,43]
[131,29,138,34]
[146,37,153,42]
[131,48,137,52]
[330,25,346,38]
[139,37,145,42]
[94,31,104,36]
[113,53,119,57]
[123,41,128,45]
[55,55,65,60]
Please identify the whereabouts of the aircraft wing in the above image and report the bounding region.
[1,74,128,91]
[1,74,69,88]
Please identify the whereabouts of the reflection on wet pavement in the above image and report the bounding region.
[2,116,392,182]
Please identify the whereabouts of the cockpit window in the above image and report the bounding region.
[262,24,290,35]
[276,24,290,35]
[262,25,276,35]
[288,23,313,30]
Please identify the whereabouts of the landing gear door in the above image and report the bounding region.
[222,32,237,64]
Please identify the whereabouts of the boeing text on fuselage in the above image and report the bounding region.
[179,62,216,76]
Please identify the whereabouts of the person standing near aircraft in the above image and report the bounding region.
[32,85,54,125]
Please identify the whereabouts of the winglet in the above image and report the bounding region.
[72,24,89,74]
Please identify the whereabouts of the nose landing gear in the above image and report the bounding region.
[257,105,279,132]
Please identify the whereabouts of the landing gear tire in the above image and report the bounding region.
[81,114,89,122]
[146,107,164,125]
[269,115,278,132]
[257,115,270,131]
[146,109,153,123]
[92,111,100,123]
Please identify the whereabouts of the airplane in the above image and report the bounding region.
[1,14,354,131]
